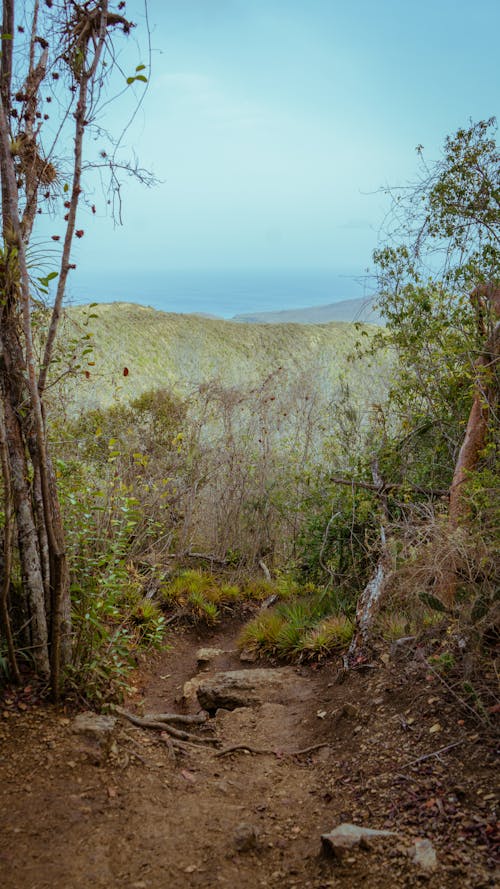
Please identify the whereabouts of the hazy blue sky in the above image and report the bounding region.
[52,0,499,305]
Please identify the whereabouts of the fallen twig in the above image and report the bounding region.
[215,742,330,758]
[424,662,489,725]
[402,740,465,768]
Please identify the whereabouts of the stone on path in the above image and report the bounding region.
[321,823,397,858]
[196,667,299,712]
[196,647,224,669]
[182,675,205,703]
[239,648,258,663]
[72,712,117,743]
[233,823,260,852]
[410,837,438,871]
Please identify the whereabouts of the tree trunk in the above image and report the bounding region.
[438,314,500,606]
[0,400,20,683]
[1,390,50,677]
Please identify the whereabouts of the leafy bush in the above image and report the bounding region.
[56,459,168,703]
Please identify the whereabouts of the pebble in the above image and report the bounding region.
[233,822,260,852]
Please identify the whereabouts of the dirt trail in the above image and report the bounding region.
[0,620,497,888]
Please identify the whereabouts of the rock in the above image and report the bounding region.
[340,703,360,719]
[182,675,205,703]
[196,667,298,712]
[321,823,397,858]
[72,712,116,744]
[233,822,260,852]
[410,838,438,871]
[239,648,258,663]
[196,647,224,669]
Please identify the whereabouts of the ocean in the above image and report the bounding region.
[68,268,370,319]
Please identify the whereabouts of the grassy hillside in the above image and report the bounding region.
[58,302,386,411]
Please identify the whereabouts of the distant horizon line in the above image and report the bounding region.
[72,266,372,277]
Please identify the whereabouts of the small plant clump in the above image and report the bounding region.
[159,570,240,623]
[158,570,318,626]
[238,596,354,662]
[376,610,414,642]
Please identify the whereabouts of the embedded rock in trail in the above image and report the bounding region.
[182,675,205,704]
[72,712,117,743]
[321,823,397,858]
[196,667,301,712]
[72,712,117,761]
[239,648,258,663]
[233,823,260,853]
[196,647,225,669]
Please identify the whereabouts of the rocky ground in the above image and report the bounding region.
[0,619,498,888]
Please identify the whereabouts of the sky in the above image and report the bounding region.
[38,0,500,310]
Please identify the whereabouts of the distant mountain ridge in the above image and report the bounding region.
[232,295,381,325]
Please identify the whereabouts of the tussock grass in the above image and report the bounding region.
[237,593,354,662]
[159,570,284,625]
[301,615,354,656]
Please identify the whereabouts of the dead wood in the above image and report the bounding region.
[402,741,465,769]
[344,460,390,665]
[258,559,271,581]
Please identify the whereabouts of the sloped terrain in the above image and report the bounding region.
[0,619,497,889]
[56,303,387,410]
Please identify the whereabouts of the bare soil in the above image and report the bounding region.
[0,619,498,888]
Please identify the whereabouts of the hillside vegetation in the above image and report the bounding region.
[58,302,384,410]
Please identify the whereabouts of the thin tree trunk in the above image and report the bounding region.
[345,460,389,663]
[0,399,21,683]
[1,394,49,677]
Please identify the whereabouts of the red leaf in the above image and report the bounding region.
[123,367,129,376]
[51,235,60,241]
[75,229,84,238]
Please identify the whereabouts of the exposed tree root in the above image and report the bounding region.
[144,712,208,726]
[116,707,219,746]
[215,742,330,758]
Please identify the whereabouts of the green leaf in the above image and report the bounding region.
[135,64,146,72]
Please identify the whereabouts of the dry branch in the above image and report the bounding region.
[402,741,465,769]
